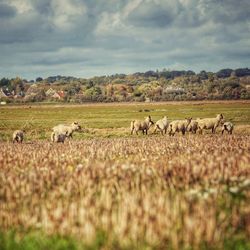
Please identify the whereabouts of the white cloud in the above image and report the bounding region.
[95,0,143,36]
[50,0,87,30]
[8,0,33,14]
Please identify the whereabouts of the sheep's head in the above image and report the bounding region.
[71,121,81,131]
[185,117,192,124]
[163,116,167,120]
[145,116,154,127]
[216,114,224,121]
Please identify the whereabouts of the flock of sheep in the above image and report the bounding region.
[130,114,233,136]
[12,114,234,144]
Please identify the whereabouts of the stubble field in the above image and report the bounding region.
[0,101,250,250]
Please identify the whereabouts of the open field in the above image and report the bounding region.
[0,100,250,141]
[0,101,250,249]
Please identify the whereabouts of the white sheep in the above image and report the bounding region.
[168,118,192,136]
[131,116,154,135]
[186,120,199,134]
[12,130,24,143]
[221,121,234,134]
[52,121,81,139]
[197,114,224,134]
[153,116,168,135]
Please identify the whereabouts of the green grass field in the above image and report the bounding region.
[0,101,250,141]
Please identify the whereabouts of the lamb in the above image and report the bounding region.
[197,114,224,134]
[168,118,192,136]
[12,130,24,143]
[131,116,154,135]
[221,121,234,134]
[153,116,168,135]
[51,132,67,143]
[52,121,81,139]
[186,120,199,134]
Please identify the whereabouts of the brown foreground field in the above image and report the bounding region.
[0,134,250,249]
[0,101,250,249]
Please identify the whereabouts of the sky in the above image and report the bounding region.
[0,0,249,80]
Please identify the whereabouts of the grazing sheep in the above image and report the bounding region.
[51,132,67,143]
[12,130,24,143]
[168,118,192,136]
[197,114,224,134]
[131,116,154,135]
[187,120,199,134]
[154,116,168,135]
[52,121,81,139]
[221,121,234,134]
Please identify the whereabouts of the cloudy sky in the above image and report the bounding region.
[0,0,249,80]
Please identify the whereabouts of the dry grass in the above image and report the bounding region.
[0,135,249,249]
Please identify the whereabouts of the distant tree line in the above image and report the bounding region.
[0,68,249,103]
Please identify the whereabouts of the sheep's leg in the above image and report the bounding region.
[51,132,55,142]
[168,127,173,136]
[171,130,175,136]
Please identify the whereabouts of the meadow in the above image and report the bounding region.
[0,101,250,250]
[0,100,250,141]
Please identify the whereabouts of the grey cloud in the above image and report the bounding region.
[0,2,16,18]
[0,0,249,79]
[127,2,175,28]
[207,0,250,24]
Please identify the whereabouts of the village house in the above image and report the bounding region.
[45,88,56,97]
[0,88,12,99]
[52,91,65,100]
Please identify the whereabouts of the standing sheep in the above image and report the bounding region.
[221,122,234,134]
[168,118,192,136]
[52,121,81,140]
[153,116,168,135]
[186,120,199,134]
[197,114,224,134]
[12,130,24,143]
[131,116,154,135]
